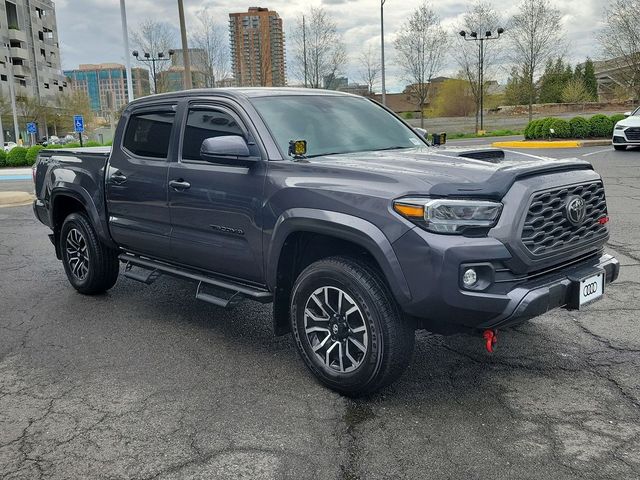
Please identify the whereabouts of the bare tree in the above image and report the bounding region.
[455,1,504,131]
[509,0,564,120]
[394,1,446,128]
[290,7,347,88]
[190,9,231,88]
[358,45,381,95]
[132,20,176,93]
[599,0,640,102]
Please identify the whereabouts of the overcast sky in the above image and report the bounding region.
[55,0,608,93]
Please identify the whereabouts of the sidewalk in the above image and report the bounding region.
[0,168,34,206]
[0,167,32,180]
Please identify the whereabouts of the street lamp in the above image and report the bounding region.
[459,27,505,133]
[380,0,387,105]
[132,49,175,93]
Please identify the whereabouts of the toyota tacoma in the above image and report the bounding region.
[33,88,619,396]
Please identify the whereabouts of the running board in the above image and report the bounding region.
[119,254,273,307]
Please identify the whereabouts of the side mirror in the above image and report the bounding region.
[200,136,252,164]
[414,127,427,138]
[624,111,632,117]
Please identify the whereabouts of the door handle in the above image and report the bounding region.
[169,179,191,191]
[111,171,127,184]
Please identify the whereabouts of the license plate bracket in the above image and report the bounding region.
[567,271,605,310]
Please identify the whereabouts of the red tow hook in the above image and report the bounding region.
[483,329,498,353]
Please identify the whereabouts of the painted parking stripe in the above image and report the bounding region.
[582,148,612,157]
[0,175,31,180]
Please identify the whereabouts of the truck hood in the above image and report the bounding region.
[302,146,594,199]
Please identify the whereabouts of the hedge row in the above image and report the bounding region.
[0,145,44,167]
[524,113,623,140]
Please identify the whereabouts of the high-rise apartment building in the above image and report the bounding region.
[0,0,69,100]
[64,64,150,117]
[229,7,285,87]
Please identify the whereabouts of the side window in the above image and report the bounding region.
[123,111,175,159]
[182,108,244,161]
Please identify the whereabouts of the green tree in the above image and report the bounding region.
[562,78,590,103]
[538,58,573,103]
[504,66,533,106]
[583,58,598,101]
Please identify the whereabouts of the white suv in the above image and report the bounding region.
[613,106,640,151]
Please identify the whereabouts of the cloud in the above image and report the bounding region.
[55,0,607,93]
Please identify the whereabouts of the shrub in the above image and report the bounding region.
[524,120,536,139]
[25,145,43,165]
[0,149,6,168]
[548,118,571,138]
[7,146,28,167]
[589,114,614,137]
[610,113,627,126]
[569,116,591,138]
[402,112,414,119]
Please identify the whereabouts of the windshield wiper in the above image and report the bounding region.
[305,146,412,158]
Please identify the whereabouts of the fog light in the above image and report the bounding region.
[463,268,477,287]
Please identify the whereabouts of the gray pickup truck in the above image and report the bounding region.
[33,88,619,396]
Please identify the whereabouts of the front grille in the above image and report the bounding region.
[625,127,640,141]
[521,182,608,256]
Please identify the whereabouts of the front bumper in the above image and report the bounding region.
[392,226,619,334]
[613,134,640,146]
[477,253,619,330]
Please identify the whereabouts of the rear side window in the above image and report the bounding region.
[123,111,175,158]
[182,108,244,161]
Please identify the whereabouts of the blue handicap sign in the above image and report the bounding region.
[74,115,84,133]
[27,122,37,134]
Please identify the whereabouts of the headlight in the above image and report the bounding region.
[615,124,626,130]
[393,198,503,234]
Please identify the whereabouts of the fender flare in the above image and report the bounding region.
[266,208,412,304]
[49,185,115,248]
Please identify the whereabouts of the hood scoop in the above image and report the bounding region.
[458,149,505,163]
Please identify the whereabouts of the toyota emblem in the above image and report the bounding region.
[566,196,587,226]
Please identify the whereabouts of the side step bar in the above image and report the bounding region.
[119,253,273,307]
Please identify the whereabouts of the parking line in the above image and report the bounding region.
[582,148,612,157]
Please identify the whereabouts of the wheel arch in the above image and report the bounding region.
[268,209,412,336]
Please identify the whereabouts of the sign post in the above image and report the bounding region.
[74,115,84,147]
[27,122,37,146]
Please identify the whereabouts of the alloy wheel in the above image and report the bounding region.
[303,286,369,373]
[66,228,89,280]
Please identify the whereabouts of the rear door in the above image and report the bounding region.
[168,100,267,284]
[106,104,177,258]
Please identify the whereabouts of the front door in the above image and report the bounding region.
[168,102,266,284]
[106,105,177,258]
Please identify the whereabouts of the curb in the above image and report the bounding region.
[492,139,612,149]
[0,191,34,208]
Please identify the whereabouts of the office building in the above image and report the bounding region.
[0,0,69,100]
[229,7,285,87]
[64,63,150,117]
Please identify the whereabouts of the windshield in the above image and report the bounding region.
[633,107,640,117]
[251,95,425,158]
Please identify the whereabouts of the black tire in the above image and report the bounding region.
[60,212,119,295]
[614,145,626,151]
[290,256,414,397]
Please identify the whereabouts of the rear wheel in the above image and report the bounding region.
[614,145,626,151]
[60,212,119,294]
[290,256,414,396]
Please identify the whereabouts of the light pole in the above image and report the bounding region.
[120,0,134,103]
[459,27,504,133]
[132,50,174,94]
[380,0,387,105]
[177,0,192,90]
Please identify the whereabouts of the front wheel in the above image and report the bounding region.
[614,145,626,151]
[60,212,119,295]
[290,256,415,396]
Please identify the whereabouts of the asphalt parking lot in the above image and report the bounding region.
[1,145,639,479]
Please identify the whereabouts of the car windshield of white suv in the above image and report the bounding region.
[251,95,426,158]
[633,107,640,116]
